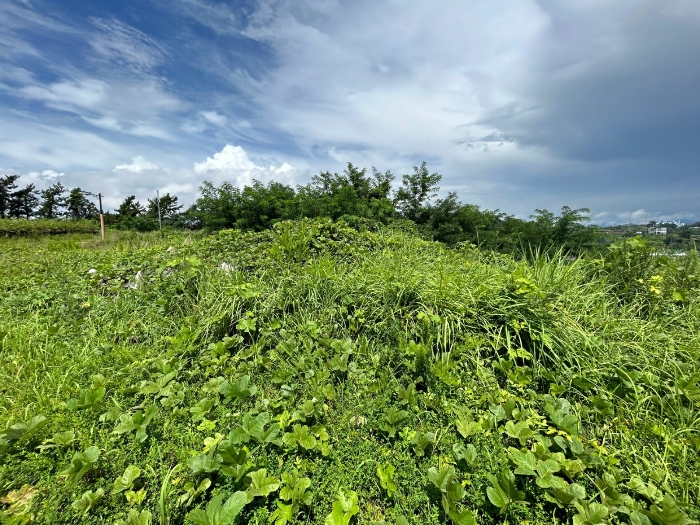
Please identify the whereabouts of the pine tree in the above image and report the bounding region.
[0,174,20,218]
[37,182,67,219]
[8,184,39,219]
[116,195,145,218]
[66,188,99,220]
[146,193,183,220]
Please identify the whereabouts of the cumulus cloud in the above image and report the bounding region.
[114,156,160,173]
[194,144,296,186]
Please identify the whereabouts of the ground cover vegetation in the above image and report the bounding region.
[1,220,698,524]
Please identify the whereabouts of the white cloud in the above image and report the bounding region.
[194,144,296,186]
[114,156,160,173]
[20,79,108,111]
[13,77,182,140]
[41,169,64,179]
[200,110,227,126]
[89,18,167,74]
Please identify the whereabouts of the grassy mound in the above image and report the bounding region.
[0,218,100,237]
[0,221,698,524]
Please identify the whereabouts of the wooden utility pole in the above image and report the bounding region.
[156,190,162,230]
[98,193,105,240]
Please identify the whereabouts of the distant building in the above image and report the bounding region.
[648,227,667,235]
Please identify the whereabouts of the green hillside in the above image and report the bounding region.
[1,222,698,525]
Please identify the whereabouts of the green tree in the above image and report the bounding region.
[37,182,67,219]
[146,193,183,221]
[115,195,145,218]
[394,162,442,223]
[0,175,20,218]
[8,184,39,219]
[65,188,99,220]
[186,181,242,230]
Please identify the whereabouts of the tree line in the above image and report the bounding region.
[1,163,600,254]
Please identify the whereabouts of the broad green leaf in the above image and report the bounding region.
[573,501,609,525]
[245,468,280,503]
[187,492,247,525]
[37,430,76,452]
[216,442,248,466]
[411,431,435,457]
[178,479,212,507]
[1,415,48,453]
[190,398,216,422]
[428,466,455,493]
[507,448,536,476]
[187,454,219,475]
[447,507,477,525]
[376,464,397,497]
[218,375,257,403]
[486,470,526,514]
[641,494,694,525]
[544,482,586,508]
[67,387,105,411]
[112,465,142,494]
[627,477,663,504]
[378,407,409,439]
[324,490,359,525]
[453,443,478,468]
[60,445,100,484]
[271,501,294,525]
[455,419,480,439]
[282,425,317,450]
[486,474,509,513]
[71,488,104,515]
[115,509,153,525]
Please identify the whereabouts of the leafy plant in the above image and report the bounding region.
[178,479,211,507]
[190,398,216,422]
[377,407,409,439]
[218,375,257,403]
[60,445,100,484]
[228,412,280,445]
[282,425,317,450]
[410,431,435,457]
[113,406,158,442]
[112,465,142,494]
[115,509,153,525]
[427,466,475,525]
[0,416,48,454]
[324,490,359,525]
[186,492,248,525]
[376,464,397,497]
[71,488,104,515]
[452,443,478,469]
[486,469,527,515]
[37,430,76,454]
[66,375,106,411]
[244,468,280,503]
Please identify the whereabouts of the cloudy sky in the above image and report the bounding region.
[1,0,698,223]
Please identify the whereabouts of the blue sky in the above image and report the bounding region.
[1,0,699,223]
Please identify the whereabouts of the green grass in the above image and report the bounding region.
[0,220,698,525]
[0,218,100,237]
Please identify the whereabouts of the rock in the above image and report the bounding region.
[87,268,97,274]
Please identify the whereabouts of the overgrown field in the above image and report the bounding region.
[0,218,99,237]
[1,222,698,525]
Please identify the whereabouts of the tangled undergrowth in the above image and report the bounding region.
[0,220,698,525]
